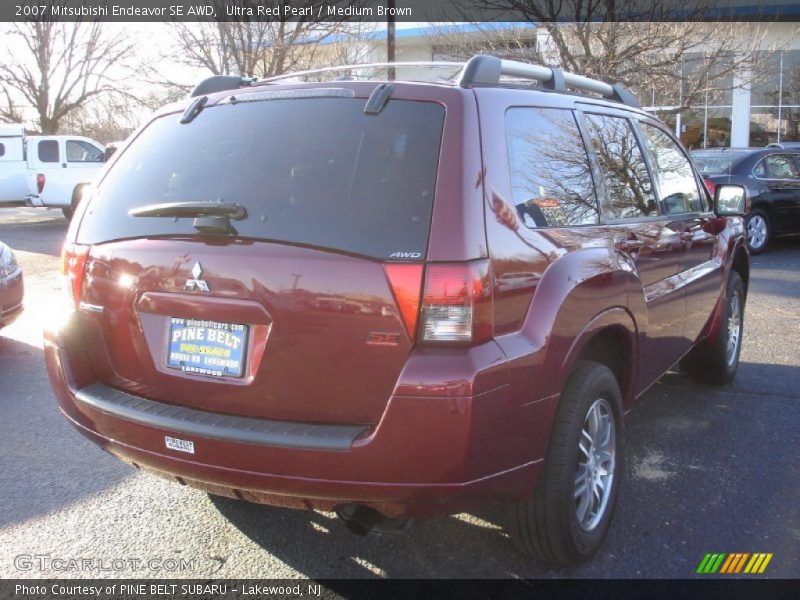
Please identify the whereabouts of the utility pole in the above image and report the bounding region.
[387,0,396,80]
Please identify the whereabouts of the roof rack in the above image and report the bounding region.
[257,61,464,84]
[189,54,641,108]
[457,55,640,108]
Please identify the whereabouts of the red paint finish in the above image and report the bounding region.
[44,79,747,520]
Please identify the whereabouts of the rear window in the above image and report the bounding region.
[76,96,445,259]
[691,151,748,175]
[38,140,59,163]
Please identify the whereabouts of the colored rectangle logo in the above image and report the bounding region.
[697,553,773,574]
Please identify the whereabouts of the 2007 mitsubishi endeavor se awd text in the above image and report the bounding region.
[45,55,750,566]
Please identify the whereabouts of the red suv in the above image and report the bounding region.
[45,56,749,566]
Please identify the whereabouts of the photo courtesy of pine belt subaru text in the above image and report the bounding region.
[45,55,750,567]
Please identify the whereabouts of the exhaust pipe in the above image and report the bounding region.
[336,504,385,536]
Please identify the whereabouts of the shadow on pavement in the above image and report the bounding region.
[0,335,132,529]
[0,217,68,257]
[206,494,546,579]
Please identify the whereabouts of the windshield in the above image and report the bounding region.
[691,150,749,176]
[76,96,445,259]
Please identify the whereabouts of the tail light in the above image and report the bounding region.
[36,173,45,194]
[383,260,493,345]
[383,263,424,339]
[703,177,716,198]
[420,260,492,344]
[61,243,90,309]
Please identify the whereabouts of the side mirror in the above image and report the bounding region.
[714,184,748,216]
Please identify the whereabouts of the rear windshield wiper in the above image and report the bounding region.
[129,201,247,235]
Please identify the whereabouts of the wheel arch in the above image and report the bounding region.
[731,240,750,298]
[559,311,638,410]
[521,247,644,407]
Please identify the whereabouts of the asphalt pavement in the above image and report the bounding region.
[0,207,798,579]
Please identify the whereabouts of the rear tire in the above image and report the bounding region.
[62,184,86,221]
[508,361,623,566]
[681,270,744,385]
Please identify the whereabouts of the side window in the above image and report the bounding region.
[759,154,800,179]
[38,140,59,163]
[584,114,658,220]
[505,107,599,227]
[66,140,104,163]
[640,124,705,214]
[0,143,5,158]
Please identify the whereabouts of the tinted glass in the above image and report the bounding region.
[641,124,705,214]
[756,154,800,179]
[38,140,59,163]
[691,150,749,175]
[76,98,444,259]
[505,108,598,227]
[584,114,658,220]
[67,140,104,162]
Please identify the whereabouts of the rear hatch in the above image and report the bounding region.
[69,88,445,425]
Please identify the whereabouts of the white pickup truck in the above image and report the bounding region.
[0,124,106,219]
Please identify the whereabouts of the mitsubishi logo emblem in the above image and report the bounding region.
[185,262,210,292]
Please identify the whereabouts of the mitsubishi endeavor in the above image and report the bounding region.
[45,55,749,566]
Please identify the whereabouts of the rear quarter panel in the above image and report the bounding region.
[474,88,646,464]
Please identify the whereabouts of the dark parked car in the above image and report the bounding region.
[45,56,749,567]
[766,141,800,150]
[0,240,23,328]
[692,147,800,253]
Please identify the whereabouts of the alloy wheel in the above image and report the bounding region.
[727,289,742,366]
[747,215,768,250]
[574,398,616,531]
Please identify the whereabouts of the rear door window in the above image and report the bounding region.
[67,140,104,163]
[38,140,59,163]
[76,97,445,259]
[0,143,5,158]
[640,123,706,214]
[505,107,599,227]
[756,154,800,179]
[584,114,658,220]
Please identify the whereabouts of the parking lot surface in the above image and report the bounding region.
[0,207,798,579]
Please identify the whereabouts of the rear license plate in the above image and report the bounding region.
[167,318,248,378]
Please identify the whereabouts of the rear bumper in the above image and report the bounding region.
[0,270,23,327]
[44,314,550,519]
[60,409,540,518]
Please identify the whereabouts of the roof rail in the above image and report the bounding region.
[257,61,464,83]
[457,55,641,108]
[188,56,641,108]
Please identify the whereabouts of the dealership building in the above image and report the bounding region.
[337,20,800,150]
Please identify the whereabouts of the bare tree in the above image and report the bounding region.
[0,20,137,134]
[425,23,539,63]
[164,0,358,90]
[60,88,186,145]
[433,1,795,111]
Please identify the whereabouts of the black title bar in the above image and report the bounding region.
[3,0,800,23]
